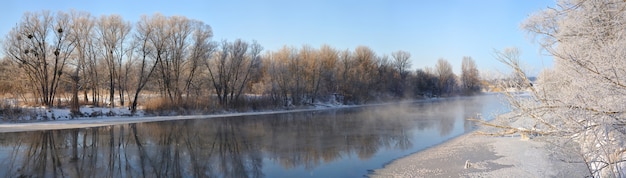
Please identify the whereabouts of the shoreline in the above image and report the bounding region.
[369,126,589,177]
[0,95,489,133]
[0,105,358,133]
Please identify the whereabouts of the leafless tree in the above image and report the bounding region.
[414,68,437,97]
[155,16,193,104]
[185,21,214,99]
[206,39,262,107]
[434,58,455,96]
[96,14,131,107]
[392,50,412,97]
[300,45,322,103]
[391,50,411,79]
[317,44,339,100]
[460,56,480,94]
[351,46,379,102]
[67,10,95,115]
[265,46,297,106]
[128,14,160,114]
[3,11,75,108]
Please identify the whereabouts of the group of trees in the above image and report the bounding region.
[490,0,626,176]
[2,11,221,114]
[1,10,483,115]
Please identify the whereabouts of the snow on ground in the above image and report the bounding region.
[370,134,588,177]
[29,105,140,120]
[0,97,447,133]
[369,113,589,177]
[0,104,358,133]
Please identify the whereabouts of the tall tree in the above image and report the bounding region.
[414,68,437,97]
[185,21,214,98]
[300,45,322,103]
[67,10,95,115]
[265,46,298,106]
[336,49,354,103]
[391,50,411,79]
[3,11,75,107]
[391,50,411,97]
[156,16,193,104]
[460,56,480,94]
[129,14,161,113]
[434,58,455,96]
[317,44,339,100]
[351,46,378,102]
[206,39,262,107]
[96,14,131,107]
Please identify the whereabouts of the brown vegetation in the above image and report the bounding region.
[1,10,484,117]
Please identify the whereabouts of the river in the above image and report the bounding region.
[0,94,508,177]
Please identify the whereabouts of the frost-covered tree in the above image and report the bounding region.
[487,0,626,176]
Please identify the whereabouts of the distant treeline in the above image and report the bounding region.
[0,10,481,115]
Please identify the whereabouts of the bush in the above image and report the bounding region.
[0,101,28,121]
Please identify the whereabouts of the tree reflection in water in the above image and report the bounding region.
[0,95,503,177]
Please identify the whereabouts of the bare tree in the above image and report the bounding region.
[3,11,76,108]
[67,10,95,115]
[414,68,437,97]
[206,39,262,107]
[391,50,411,79]
[391,50,411,97]
[185,21,214,99]
[434,58,455,96]
[96,14,131,107]
[156,16,193,104]
[129,14,161,114]
[265,46,297,106]
[351,46,378,102]
[460,56,480,94]
[317,44,339,101]
[300,45,322,103]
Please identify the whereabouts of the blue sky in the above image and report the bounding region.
[0,0,554,75]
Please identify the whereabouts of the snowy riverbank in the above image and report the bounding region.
[369,116,589,177]
[0,96,454,132]
[0,105,358,133]
[370,134,588,177]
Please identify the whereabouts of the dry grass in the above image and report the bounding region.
[0,101,29,121]
[143,97,218,116]
[142,95,282,116]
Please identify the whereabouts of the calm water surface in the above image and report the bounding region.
[0,94,508,177]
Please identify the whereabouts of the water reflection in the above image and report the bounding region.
[0,94,506,177]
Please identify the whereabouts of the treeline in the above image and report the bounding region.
[1,10,481,115]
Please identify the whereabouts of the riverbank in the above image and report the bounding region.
[0,105,361,132]
[369,123,589,177]
[0,95,467,132]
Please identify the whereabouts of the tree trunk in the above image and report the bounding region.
[70,71,81,117]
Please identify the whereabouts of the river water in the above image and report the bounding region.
[0,94,508,177]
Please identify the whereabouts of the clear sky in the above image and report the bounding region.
[0,0,555,75]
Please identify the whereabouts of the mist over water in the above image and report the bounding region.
[0,94,507,177]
